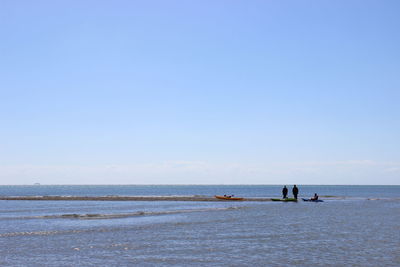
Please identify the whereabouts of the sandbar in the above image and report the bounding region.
[0,196,273,202]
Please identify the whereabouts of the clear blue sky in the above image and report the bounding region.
[1,0,399,184]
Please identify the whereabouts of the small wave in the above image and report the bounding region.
[367,198,400,201]
[0,206,245,221]
[58,207,244,220]
[0,207,245,238]
[0,229,85,237]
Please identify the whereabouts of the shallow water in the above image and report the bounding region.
[0,185,399,266]
[1,184,399,198]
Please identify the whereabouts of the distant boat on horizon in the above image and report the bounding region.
[34,183,41,186]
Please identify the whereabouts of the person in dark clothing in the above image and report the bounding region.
[292,185,299,199]
[311,193,318,201]
[282,186,288,199]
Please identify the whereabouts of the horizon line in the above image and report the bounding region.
[1,184,399,186]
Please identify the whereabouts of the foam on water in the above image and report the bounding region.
[62,206,242,220]
[0,206,244,221]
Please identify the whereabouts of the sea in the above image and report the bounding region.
[0,185,399,266]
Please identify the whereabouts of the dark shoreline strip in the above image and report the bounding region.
[0,196,273,202]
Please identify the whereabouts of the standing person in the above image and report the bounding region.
[282,186,288,199]
[292,185,299,199]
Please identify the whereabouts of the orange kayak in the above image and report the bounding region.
[215,195,244,201]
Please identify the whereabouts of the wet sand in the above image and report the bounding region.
[0,196,349,202]
[0,196,274,201]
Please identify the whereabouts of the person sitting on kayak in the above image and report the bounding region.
[311,193,319,201]
[282,186,288,199]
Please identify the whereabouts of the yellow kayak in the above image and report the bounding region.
[215,195,244,201]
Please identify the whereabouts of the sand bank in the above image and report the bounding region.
[0,196,274,202]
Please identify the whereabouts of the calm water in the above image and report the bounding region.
[1,184,399,198]
[0,185,399,266]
